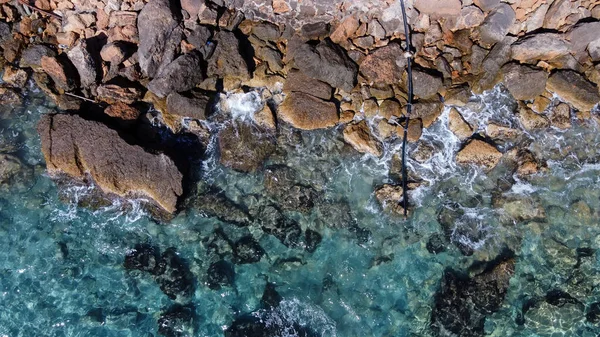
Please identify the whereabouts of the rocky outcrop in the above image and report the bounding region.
[38,114,183,214]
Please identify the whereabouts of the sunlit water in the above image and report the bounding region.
[0,82,599,337]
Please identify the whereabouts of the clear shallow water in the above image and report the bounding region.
[0,84,599,337]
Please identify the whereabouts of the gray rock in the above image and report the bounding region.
[67,40,97,88]
[411,69,443,99]
[546,70,600,112]
[0,22,10,43]
[138,0,182,78]
[252,22,281,41]
[20,44,56,69]
[566,22,600,62]
[502,63,548,101]
[473,0,500,11]
[477,3,515,46]
[255,46,283,72]
[293,40,357,92]
[166,91,210,120]
[148,52,205,98]
[511,33,570,62]
[207,31,250,82]
[474,36,517,93]
[283,69,332,100]
[186,24,211,49]
[0,154,23,184]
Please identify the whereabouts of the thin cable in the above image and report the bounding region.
[400,0,413,219]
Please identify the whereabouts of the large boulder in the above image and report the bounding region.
[501,63,548,100]
[476,3,515,46]
[38,114,183,213]
[511,33,570,63]
[207,31,251,83]
[343,120,383,157]
[283,69,332,100]
[566,22,600,62]
[147,52,205,98]
[278,92,338,130]
[293,40,357,92]
[138,0,182,78]
[546,70,600,112]
[359,43,406,85]
[456,139,502,171]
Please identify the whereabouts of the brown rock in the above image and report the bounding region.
[96,84,142,104]
[410,69,443,99]
[486,123,521,141]
[511,33,570,62]
[456,139,502,171]
[501,63,548,101]
[330,15,359,44]
[273,0,291,14]
[20,44,56,70]
[444,85,471,106]
[476,4,515,46]
[166,91,210,121]
[396,118,423,142]
[360,43,406,85]
[0,154,23,184]
[343,120,383,156]
[546,70,600,112]
[543,0,571,30]
[378,99,401,119]
[100,41,129,65]
[448,108,473,140]
[414,0,461,16]
[207,31,250,85]
[412,101,443,127]
[38,114,183,213]
[104,102,141,121]
[377,119,396,139]
[40,55,77,91]
[148,52,205,98]
[548,102,571,129]
[374,184,404,215]
[278,92,338,130]
[518,105,550,130]
[218,121,276,172]
[283,69,332,100]
[2,65,28,87]
[0,87,22,105]
[446,6,485,31]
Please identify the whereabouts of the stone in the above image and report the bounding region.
[448,108,473,141]
[499,196,546,222]
[233,236,265,265]
[378,99,401,119]
[194,190,251,226]
[566,22,600,62]
[476,4,515,46]
[104,102,140,121]
[473,36,516,93]
[218,121,276,172]
[511,33,570,62]
[305,229,322,253]
[446,6,485,31]
[138,0,182,78]
[375,184,405,215]
[264,165,319,213]
[410,69,443,99]
[549,102,571,129]
[155,248,195,300]
[0,154,23,184]
[518,104,550,130]
[427,234,447,254]
[278,92,338,130]
[96,84,142,104]
[67,40,97,88]
[124,244,162,274]
[444,85,471,106]
[1,65,28,88]
[187,24,211,50]
[283,69,332,100]
[38,114,183,213]
[100,41,129,65]
[330,15,359,44]
[486,123,521,141]
[166,91,210,121]
[148,52,205,98]
[543,0,572,30]
[181,0,203,17]
[412,101,444,127]
[272,0,291,14]
[255,46,283,72]
[589,39,600,62]
[546,70,600,112]
[218,9,244,31]
[252,22,280,41]
[207,31,250,83]
[40,55,78,91]
[300,22,330,40]
[158,304,195,337]
[473,0,500,11]
[414,0,461,16]
[502,63,548,101]
[359,43,406,85]
[343,120,383,157]
[19,44,56,70]
[456,139,502,171]
[396,118,423,142]
[254,205,301,247]
[293,40,357,92]
[206,260,235,290]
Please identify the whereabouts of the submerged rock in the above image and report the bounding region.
[264,165,319,213]
[194,190,251,226]
[304,229,322,253]
[124,243,162,275]
[155,248,195,301]
[233,236,265,264]
[157,304,195,337]
[38,114,183,214]
[218,121,276,172]
[206,260,235,290]
[255,205,302,247]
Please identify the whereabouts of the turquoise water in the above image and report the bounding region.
[0,84,599,337]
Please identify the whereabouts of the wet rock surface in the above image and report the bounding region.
[218,121,276,172]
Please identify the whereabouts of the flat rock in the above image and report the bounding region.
[278,92,338,130]
[293,40,357,92]
[502,63,548,100]
[343,120,382,157]
[511,33,570,62]
[207,31,250,83]
[148,51,205,98]
[456,139,502,171]
[138,0,182,78]
[218,121,276,172]
[67,40,97,88]
[38,114,183,213]
[359,43,406,85]
[283,69,332,100]
[448,108,473,140]
[546,70,600,112]
[476,3,515,46]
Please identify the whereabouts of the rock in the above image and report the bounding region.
[549,102,571,129]
[38,114,183,214]
[444,85,471,106]
[252,22,281,41]
[410,69,443,99]
[518,104,550,130]
[218,9,244,31]
[300,22,330,40]
[255,46,283,72]
[181,0,203,17]
[207,31,250,84]
[486,123,521,141]
[233,236,265,265]
[155,248,195,300]
[104,102,141,121]
[511,33,570,62]
[187,24,211,50]
[375,184,406,215]
[414,0,461,16]
[194,191,251,226]
[378,99,401,119]
[255,205,301,247]
[96,84,142,104]
[432,256,515,336]
[138,0,182,78]
[206,260,235,290]
[501,63,548,101]
[446,6,485,31]
[359,43,406,85]
[396,118,423,142]
[148,52,205,98]
[124,243,162,275]
[278,92,338,130]
[456,139,502,171]
[476,4,515,46]
[67,40,97,88]
[218,121,276,172]
[412,101,444,127]
[543,0,572,30]
[157,304,195,337]
[546,70,600,112]
[343,121,383,157]
[473,36,516,93]
[283,69,332,100]
[166,91,210,121]
[0,87,22,105]
[293,40,357,92]
[304,229,322,253]
[0,154,23,184]
[1,65,28,88]
[566,22,600,62]
[40,55,78,91]
[261,282,282,309]
[498,196,546,222]
[19,44,56,70]
[426,234,447,254]
[448,108,473,140]
[589,39,600,62]
[330,15,359,44]
[473,0,500,11]
[264,165,318,213]
[100,41,130,65]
